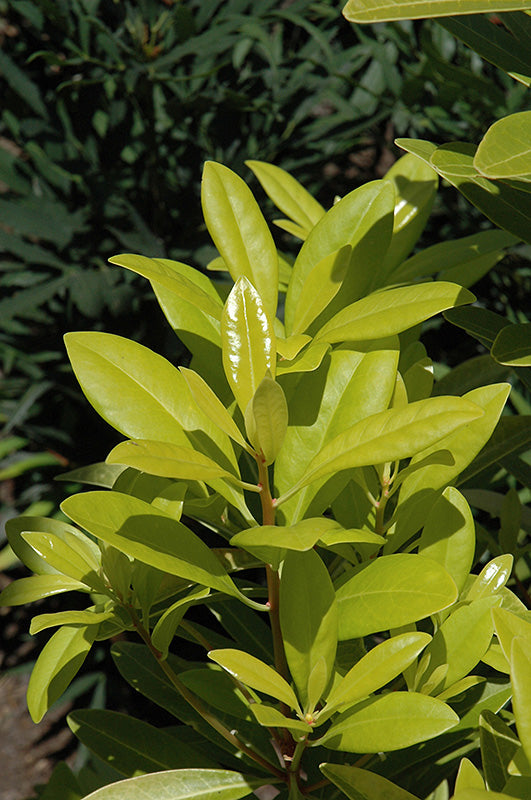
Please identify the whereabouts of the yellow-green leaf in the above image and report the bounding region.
[475,112,531,182]
[209,648,300,711]
[343,1,531,23]
[291,246,351,335]
[245,376,288,465]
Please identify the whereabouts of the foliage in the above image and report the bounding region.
[2,154,530,800]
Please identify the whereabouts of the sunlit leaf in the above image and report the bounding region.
[321,763,420,800]
[475,112,531,182]
[209,649,300,711]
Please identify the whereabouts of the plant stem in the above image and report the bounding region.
[127,604,285,779]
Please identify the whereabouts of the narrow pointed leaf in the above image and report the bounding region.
[221,278,276,413]
[250,704,312,735]
[209,649,300,711]
[61,491,249,604]
[20,532,108,593]
[245,376,288,464]
[342,1,531,23]
[152,587,210,659]
[0,574,88,605]
[319,692,458,752]
[314,282,474,344]
[30,607,115,635]
[81,769,269,800]
[245,160,325,233]
[321,763,420,800]
[336,554,458,639]
[202,161,278,318]
[5,515,96,577]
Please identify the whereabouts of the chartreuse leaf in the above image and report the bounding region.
[475,112,531,182]
[381,153,438,280]
[152,587,210,660]
[465,555,514,601]
[276,343,399,523]
[452,791,517,800]
[208,649,300,711]
[108,254,223,320]
[510,637,531,764]
[68,709,212,775]
[290,246,351,335]
[61,491,257,607]
[418,487,475,594]
[416,597,501,695]
[276,334,311,361]
[386,383,510,554]
[322,632,431,718]
[479,709,520,792]
[250,704,311,736]
[336,554,458,640]
[30,606,116,635]
[492,607,531,663]
[106,440,256,492]
[318,692,458,753]
[244,375,288,465]
[221,278,276,414]
[398,140,531,245]
[80,769,270,800]
[314,282,474,345]
[342,1,531,23]
[20,532,108,593]
[280,549,337,709]
[285,181,394,334]
[202,161,278,319]
[27,624,98,722]
[0,574,88,606]
[276,341,330,376]
[5,515,96,576]
[284,396,483,500]
[321,763,420,800]
[492,323,531,367]
[455,758,485,792]
[245,160,325,235]
[179,367,251,453]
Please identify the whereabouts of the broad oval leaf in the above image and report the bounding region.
[202,161,278,319]
[492,323,531,367]
[61,491,251,605]
[280,549,337,709]
[27,624,98,723]
[321,763,420,800]
[68,709,212,775]
[336,554,458,639]
[208,648,300,711]
[319,692,458,752]
[221,277,276,413]
[245,376,288,465]
[81,768,269,800]
[475,112,531,182]
[314,282,474,344]
[465,554,514,601]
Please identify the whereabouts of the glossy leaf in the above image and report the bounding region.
[109,254,223,320]
[321,763,420,800]
[291,246,351,335]
[0,574,88,606]
[27,624,98,723]
[465,555,513,601]
[492,607,531,663]
[245,160,325,234]
[381,153,438,279]
[416,597,501,695]
[69,709,211,775]
[179,367,251,453]
[287,395,483,499]
[152,587,210,660]
[475,112,531,182]
[276,341,330,375]
[492,323,531,367]
[5,515,95,577]
[323,632,431,716]
[342,1,531,22]
[208,649,300,711]
[244,375,288,464]
[221,277,275,413]
[314,282,474,344]
[418,487,475,594]
[21,532,107,593]
[202,161,278,318]
[280,549,337,708]
[61,491,251,605]
[284,181,394,333]
[336,554,458,639]
[319,692,458,752]
[81,769,269,800]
